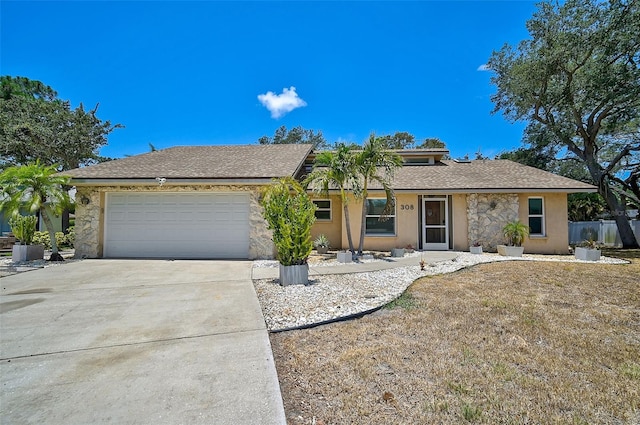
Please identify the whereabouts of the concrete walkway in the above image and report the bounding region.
[252,251,458,280]
[0,260,286,425]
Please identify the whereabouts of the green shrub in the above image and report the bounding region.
[33,231,69,249]
[65,226,75,248]
[261,177,316,266]
[8,214,37,245]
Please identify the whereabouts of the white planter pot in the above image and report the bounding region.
[575,247,601,261]
[279,264,309,286]
[497,245,524,257]
[12,244,45,262]
[391,248,405,258]
[337,251,353,263]
[470,246,483,254]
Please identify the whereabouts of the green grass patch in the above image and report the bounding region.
[461,402,482,421]
[620,361,640,380]
[385,292,418,310]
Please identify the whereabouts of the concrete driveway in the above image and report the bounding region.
[0,260,285,425]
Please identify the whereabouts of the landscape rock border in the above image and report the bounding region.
[253,252,628,332]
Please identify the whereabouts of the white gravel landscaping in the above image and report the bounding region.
[253,252,628,331]
[0,250,78,277]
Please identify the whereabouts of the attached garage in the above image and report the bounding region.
[63,144,314,259]
[104,192,250,259]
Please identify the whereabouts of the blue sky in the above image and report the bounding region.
[1,1,537,160]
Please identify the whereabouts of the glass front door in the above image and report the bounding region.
[422,198,449,250]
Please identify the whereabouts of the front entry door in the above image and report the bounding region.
[422,198,449,250]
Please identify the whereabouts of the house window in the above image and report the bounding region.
[313,200,331,221]
[365,198,396,236]
[528,197,545,236]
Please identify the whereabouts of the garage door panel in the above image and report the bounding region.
[105,192,250,259]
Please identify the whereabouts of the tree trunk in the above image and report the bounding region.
[584,158,639,249]
[40,208,64,261]
[598,176,639,248]
[358,198,367,256]
[357,181,369,256]
[343,204,355,254]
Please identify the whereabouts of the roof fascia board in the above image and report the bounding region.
[391,188,598,194]
[70,178,276,186]
[308,188,597,194]
[293,145,315,176]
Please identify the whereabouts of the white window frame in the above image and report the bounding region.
[528,197,545,236]
[312,199,332,221]
[365,198,396,236]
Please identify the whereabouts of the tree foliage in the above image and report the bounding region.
[488,0,640,247]
[416,137,447,150]
[0,76,122,170]
[0,161,72,260]
[304,144,361,253]
[568,192,607,221]
[375,132,449,152]
[375,132,415,149]
[258,125,329,150]
[355,134,403,255]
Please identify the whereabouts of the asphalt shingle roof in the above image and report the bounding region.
[63,144,595,192]
[380,159,596,191]
[62,144,313,180]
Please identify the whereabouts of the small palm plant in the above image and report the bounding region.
[313,234,330,254]
[8,215,37,245]
[502,220,529,247]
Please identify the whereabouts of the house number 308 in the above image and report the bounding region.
[400,204,414,210]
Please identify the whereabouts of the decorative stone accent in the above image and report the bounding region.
[74,187,102,258]
[73,185,275,260]
[249,191,274,260]
[467,193,519,252]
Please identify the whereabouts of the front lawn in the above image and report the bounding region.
[270,254,640,424]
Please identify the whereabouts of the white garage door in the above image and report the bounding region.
[104,192,250,259]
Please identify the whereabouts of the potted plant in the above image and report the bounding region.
[261,177,316,285]
[9,214,45,262]
[391,247,405,257]
[313,234,330,254]
[497,220,529,257]
[575,238,601,261]
[470,241,483,254]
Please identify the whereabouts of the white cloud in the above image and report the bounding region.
[257,86,307,119]
[477,64,491,71]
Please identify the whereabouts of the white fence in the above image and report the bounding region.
[568,220,640,246]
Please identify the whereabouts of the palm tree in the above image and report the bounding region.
[0,161,72,261]
[355,134,403,255]
[304,143,361,254]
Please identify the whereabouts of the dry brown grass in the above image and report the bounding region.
[270,253,640,424]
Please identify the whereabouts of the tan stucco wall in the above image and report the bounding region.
[339,193,420,252]
[519,192,569,254]
[311,191,570,254]
[310,194,342,250]
[452,194,468,251]
[74,185,274,260]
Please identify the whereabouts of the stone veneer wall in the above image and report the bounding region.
[74,185,273,260]
[467,193,519,251]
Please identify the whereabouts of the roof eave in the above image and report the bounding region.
[390,187,598,194]
[70,178,280,186]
